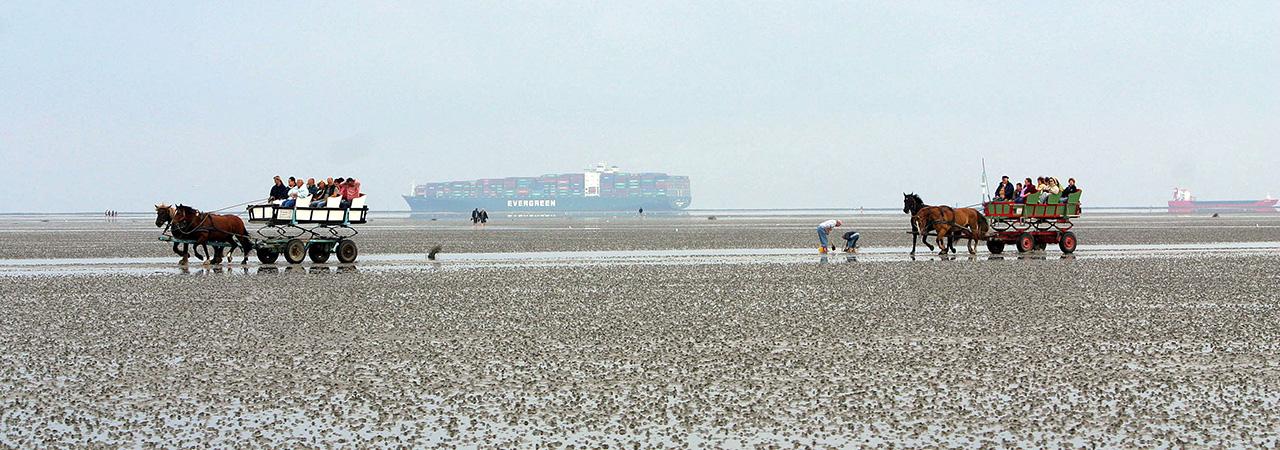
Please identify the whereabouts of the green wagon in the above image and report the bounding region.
[983,192,1082,254]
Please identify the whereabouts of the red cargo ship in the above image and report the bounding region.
[1168,188,1277,214]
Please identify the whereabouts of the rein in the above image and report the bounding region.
[173,211,212,235]
[173,209,256,240]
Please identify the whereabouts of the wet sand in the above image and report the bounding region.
[3,213,1280,259]
[1,214,1278,447]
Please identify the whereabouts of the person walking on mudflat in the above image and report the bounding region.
[815,219,842,254]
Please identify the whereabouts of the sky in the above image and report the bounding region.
[2,1,1277,212]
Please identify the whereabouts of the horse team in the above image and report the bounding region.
[903,193,990,255]
[155,204,253,265]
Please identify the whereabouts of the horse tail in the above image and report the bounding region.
[225,215,252,257]
[977,212,990,238]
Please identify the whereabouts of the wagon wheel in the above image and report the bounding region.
[1016,233,1036,253]
[986,240,1005,254]
[308,244,331,263]
[336,240,358,264]
[284,239,307,264]
[1059,231,1078,254]
[257,248,279,264]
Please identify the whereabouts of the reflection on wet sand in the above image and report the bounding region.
[170,264,362,276]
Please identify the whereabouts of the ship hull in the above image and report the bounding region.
[404,195,691,213]
[1168,199,1278,214]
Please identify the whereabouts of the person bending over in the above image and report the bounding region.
[816,219,842,254]
[842,230,861,253]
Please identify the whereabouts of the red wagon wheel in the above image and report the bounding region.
[1016,233,1036,253]
[1059,231,1078,254]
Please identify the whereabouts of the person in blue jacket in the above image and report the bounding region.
[994,175,1015,201]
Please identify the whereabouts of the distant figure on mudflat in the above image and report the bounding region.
[815,219,842,254]
[842,230,861,254]
[471,208,480,226]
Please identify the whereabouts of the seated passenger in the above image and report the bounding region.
[1046,177,1062,195]
[1061,178,1080,199]
[310,181,329,207]
[339,177,362,208]
[1019,178,1037,203]
[1014,183,1026,203]
[283,179,307,207]
[268,176,288,202]
[323,177,337,198]
[994,175,1014,201]
[328,178,345,205]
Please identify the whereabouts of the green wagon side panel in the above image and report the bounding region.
[1067,192,1083,216]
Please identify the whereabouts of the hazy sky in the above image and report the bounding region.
[2,1,1276,212]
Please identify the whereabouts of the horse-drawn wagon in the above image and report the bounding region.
[983,192,1081,254]
[246,196,368,264]
[157,195,369,265]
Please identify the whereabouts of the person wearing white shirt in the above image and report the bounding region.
[816,219,842,253]
[283,180,307,207]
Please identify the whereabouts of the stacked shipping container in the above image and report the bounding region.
[406,169,691,212]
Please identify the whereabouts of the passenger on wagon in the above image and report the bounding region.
[324,177,337,197]
[1061,178,1080,199]
[1014,183,1025,203]
[269,176,289,202]
[994,175,1014,201]
[282,179,307,207]
[306,178,318,198]
[330,178,345,203]
[1022,178,1039,203]
[339,177,362,208]
[309,181,329,207]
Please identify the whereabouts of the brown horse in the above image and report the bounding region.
[155,203,210,265]
[904,193,954,254]
[904,193,989,255]
[171,205,254,264]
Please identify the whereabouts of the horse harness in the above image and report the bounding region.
[919,205,974,239]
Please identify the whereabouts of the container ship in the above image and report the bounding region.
[1169,188,1277,214]
[404,163,691,213]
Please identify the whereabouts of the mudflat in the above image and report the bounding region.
[1,213,1277,447]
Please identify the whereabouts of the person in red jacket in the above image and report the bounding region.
[338,178,362,208]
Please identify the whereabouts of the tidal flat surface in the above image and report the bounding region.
[3,213,1280,259]
[1,214,1278,447]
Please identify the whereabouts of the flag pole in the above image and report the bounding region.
[980,158,989,203]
